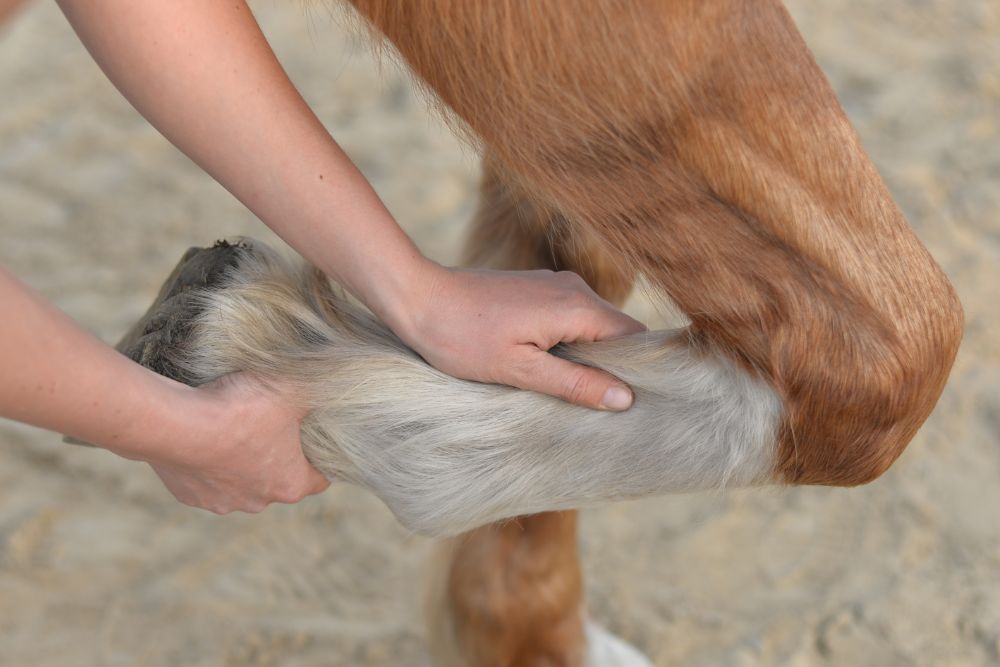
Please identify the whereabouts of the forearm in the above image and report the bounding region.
[54,0,644,414]
[0,267,214,463]
[56,0,434,326]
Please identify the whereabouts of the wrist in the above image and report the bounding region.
[102,372,226,468]
[357,252,447,345]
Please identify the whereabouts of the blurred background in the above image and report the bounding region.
[0,1,997,665]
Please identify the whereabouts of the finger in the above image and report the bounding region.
[559,307,646,346]
[270,467,329,504]
[507,347,634,411]
[559,294,646,342]
[306,467,331,495]
[555,272,646,337]
[235,501,267,515]
[593,306,647,338]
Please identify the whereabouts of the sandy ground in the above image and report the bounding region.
[1,1,998,666]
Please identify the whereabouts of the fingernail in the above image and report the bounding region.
[600,386,633,411]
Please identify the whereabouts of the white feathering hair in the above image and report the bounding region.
[167,239,781,536]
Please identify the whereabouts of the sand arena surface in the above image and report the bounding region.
[1,1,998,665]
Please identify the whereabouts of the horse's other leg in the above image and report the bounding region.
[431,512,585,667]
[461,159,634,306]
[428,162,647,667]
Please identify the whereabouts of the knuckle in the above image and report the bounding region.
[566,289,593,310]
[279,490,304,504]
[244,501,267,514]
[273,481,307,504]
[558,271,588,289]
[270,489,295,504]
[505,354,539,389]
[554,269,577,280]
[563,370,594,405]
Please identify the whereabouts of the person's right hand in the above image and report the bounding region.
[146,373,329,515]
[383,264,647,411]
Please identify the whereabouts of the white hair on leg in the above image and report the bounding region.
[585,622,653,667]
[170,239,781,537]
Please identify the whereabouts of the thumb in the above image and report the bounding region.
[508,347,634,411]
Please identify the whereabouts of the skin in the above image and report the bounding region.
[0,268,326,514]
[0,0,643,514]
[0,0,25,25]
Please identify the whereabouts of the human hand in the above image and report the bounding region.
[147,373,329,514]
[1,265,328,516]
[388,266,646,411]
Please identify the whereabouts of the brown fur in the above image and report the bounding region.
[464,155,635,306]
[340,2,965,664]
[346,0,963,486]
[443,512,586,667]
